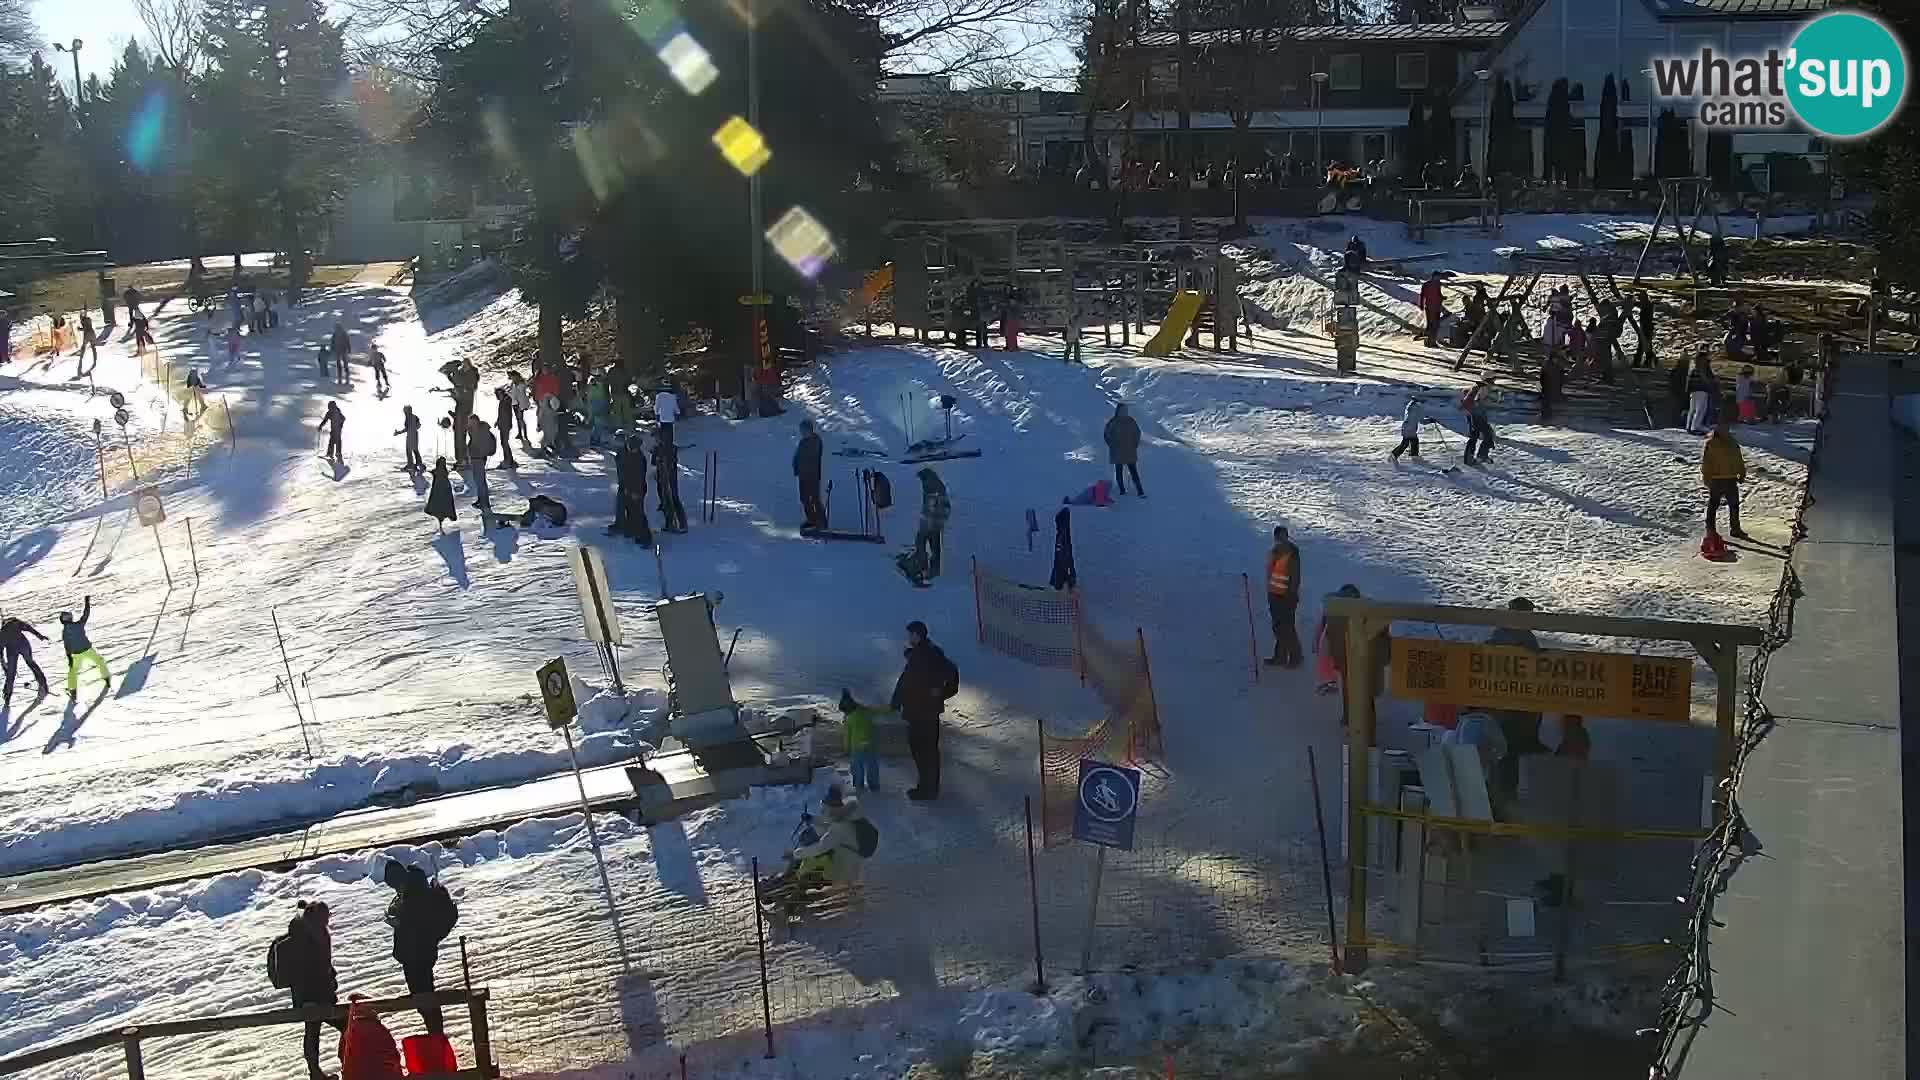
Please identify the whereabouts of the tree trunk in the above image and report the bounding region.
[537,216,563,371]
[1175,0,1192,240]
[278,186,303,306]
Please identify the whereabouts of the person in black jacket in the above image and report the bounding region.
[891,620,957,801]
[275,900,344,1080]
[317,402,346,460]
[382,859,454,1036]
[794,419,825,529]
[611,432,652,544]
[655,432,688,533]
[1102,403,1144,496]
[493,387,518,469]
[330,322,351,381]
[395,406,424,472]
[1633,291,1657,369]
[1049,503,1077,591]
[1,615,49,707]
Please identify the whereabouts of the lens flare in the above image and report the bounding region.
[712,116,770,176]
[659,32,718,95]
[127,90,168,173]
[767,206,837,278]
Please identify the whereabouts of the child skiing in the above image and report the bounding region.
[1390,396,1424,461]
[59,597,109,699]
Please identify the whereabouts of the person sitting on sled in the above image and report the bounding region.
[763,786,876,911]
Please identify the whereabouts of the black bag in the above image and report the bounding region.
[853,818,880,858]
[267,935,293,989]
[940,655,960,701]
[426,882,459,943]
[868,470,892,510]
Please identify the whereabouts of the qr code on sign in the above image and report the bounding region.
[1404,647,1447,690]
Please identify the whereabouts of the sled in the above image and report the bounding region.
[760,884,862,933]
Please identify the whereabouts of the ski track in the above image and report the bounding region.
[0,212,1812,1077]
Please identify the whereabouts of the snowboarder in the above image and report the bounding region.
[1049,503,1077,591]
[424,459,457,531]
[654,383,680,449]
[839,690,890,791]
[493,387,518,469]
[905,469,950,583]
[1634,290,1657,369]
[1419,272,1445,346]
[465,414,495,517]
[380,859,458,1037]
[1390,396,1424,461]
[1103,403,1144,496]
[1,614,49,707]
[369,345,390,394]
[395,406,425,472]
[268,900,344,1080]
[330,322,351,381]
[611,432,652,545]
[58,597,109,699]
[1460,377,1495,463]
[1263,526,1303,668]
[316,402,346,460]
[506,371,531,441]
[74,310,97,372]
[794,419,825,529]
[891,621,958,801]
[655,431,688,533]
[1703,417,1748,539]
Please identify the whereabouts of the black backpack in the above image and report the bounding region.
[868,470,893,510]
[853,817,880,858]
[426,882,460,943]
[266,934,294,989]
[940,654,960,701]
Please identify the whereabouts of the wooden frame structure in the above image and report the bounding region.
[1324,597,1763,974]
[1632,177,1725,284]
[1406,194,1501,243]
[0,988,502,1079]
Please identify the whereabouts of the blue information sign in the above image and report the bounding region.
[1072,758,1141,850]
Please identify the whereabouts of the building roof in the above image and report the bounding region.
[1135,22,1508,49]
[1639,0,1827,16]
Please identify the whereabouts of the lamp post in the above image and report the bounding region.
[1310,71,1329,176]
[51,39,82,116]
[1473,68,1491,192]
[1009,80,1027,175]
[1642,67,1657,181]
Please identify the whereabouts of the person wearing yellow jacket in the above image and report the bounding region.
[1702,418,1748,539]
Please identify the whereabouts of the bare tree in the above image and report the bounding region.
[135,0,206,75]
[0,0,39,66]
[337,0,506,79]
[1199,0,1310,232]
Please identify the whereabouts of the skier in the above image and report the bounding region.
[330,322,351,381]
[904,469,950,583]
[59,597,110,699]
[1390,396,1423,461]
[794,419,825,530]
[267,900,343,1080]
[316,402,346,460]
[1419,272,1445,346]
[654,382,680,449]
[1634,290,1657,369]
[492,387,518,469]
[1,613,49,707]
[838,690,891,792]
[1263,526,1303,668]
[1049,502,1077,591]
[369,345,390,394]
[395,406,425,472]
[1703,417,1748,539]
[1487,597,1545,799]
[424,458,457,531]
[380,859,458,1037]
[1460,377,1495,463]
[74,310,97,372]
[506,371,531,441]
[1102,403,1144,496]
[655,430,688,533]
[465,414,495,517]
[611,432,652,545]
[891,621,958,801]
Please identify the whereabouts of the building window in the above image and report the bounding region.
[1395,53,1428,90]
[1330,53,1362,91]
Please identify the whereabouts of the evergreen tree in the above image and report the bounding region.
[1402,97,1425,179]
[1487,76,1522,179]
[1427,93,1455,174]
[1543,77,1571,184]
[1706,128,1734,189]
[1654,109,1692,178]
[1594,74,1620,186]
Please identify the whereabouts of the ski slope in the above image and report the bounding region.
[0,215,1813,1076]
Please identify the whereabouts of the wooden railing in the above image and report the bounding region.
[0,988,500,1079]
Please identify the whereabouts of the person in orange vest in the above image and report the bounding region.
[1263,526,1303,668]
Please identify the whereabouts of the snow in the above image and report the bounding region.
[0,211,1812,1077]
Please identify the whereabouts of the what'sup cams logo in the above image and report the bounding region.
[1649,9,1908,139]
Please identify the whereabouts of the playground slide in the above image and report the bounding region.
[1142,290,1204,357]
[858,264,894,307]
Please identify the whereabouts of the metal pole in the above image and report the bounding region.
[1079,845,1106,973]
[96,436,107,498]
[751,855,776,1058]
[185,516,201,579]
[1306,747,1341,973]
[562,723,631,965]
[150,526,172,588]
[1241,572,1259,684]
[459,935,473,995]
[270,607,314,761]
[123,431,138,479]
[746,0,765,387]
[1024,796,1048,994]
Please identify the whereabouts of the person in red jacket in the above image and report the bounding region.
[1419,272,1445,346]
[339,1000,405,1080]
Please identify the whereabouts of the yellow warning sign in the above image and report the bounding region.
[1389,638,1691,723]
[537,657,578,729]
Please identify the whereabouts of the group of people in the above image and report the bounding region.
[0,596,111,708]
[268,858,460,1080]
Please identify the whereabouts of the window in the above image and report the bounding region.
[1329,53,1362,91]
[1396,52,1428,90]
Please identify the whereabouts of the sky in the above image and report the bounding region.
[32,0,145,85]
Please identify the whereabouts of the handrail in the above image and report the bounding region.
[0,988,498,1078]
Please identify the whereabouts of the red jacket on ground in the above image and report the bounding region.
[339,1002,405,1080]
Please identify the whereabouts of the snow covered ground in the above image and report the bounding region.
[0,211,1812,1077]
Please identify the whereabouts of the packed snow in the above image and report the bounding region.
[0,210,1811,1077]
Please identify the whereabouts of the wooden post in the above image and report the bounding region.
[121,1028,145,1080]
[1702,640,1738,824]
[1341,615,1378,973]
[468,989,497,1078]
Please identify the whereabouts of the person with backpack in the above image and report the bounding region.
[381,859,457,1036]
[891,620,958,801]
[59,597,109,700]
[794,419,825,530]
[792,785,876,881]
[268,900,344,1080]
[838,689,891,791]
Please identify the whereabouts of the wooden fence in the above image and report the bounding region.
[0,988,500,1079]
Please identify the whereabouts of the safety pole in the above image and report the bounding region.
[186,517,201,580]
[971,557,985,644]
[223,397,236,451]
[1241,572,1259,684]
[1306,746,1341,973]
[1024,795,1047,994]
[751,856,776,1058]
[562,722,631,967]
[1079,845,1106,974]
[270,607,313,761]
[95,439,107,498]
[150,525,172,589]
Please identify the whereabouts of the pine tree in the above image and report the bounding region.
[1402,97,1425,179]
[1595,74,1620,186]
[1488,76,1522,179]
[1543,78,1571,184]
[1427,93,1455,174]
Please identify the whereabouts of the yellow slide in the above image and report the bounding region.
[858,264,894,308]
[1142,290,1203,357]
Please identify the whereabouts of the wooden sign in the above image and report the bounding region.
[1390,638,1691,723]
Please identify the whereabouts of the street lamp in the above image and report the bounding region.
[1642,67,1657,181]
[51,39,83,117]
[1009,80,1027,174]
[1474,68,1491,191]
[1310,71,1329,176]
